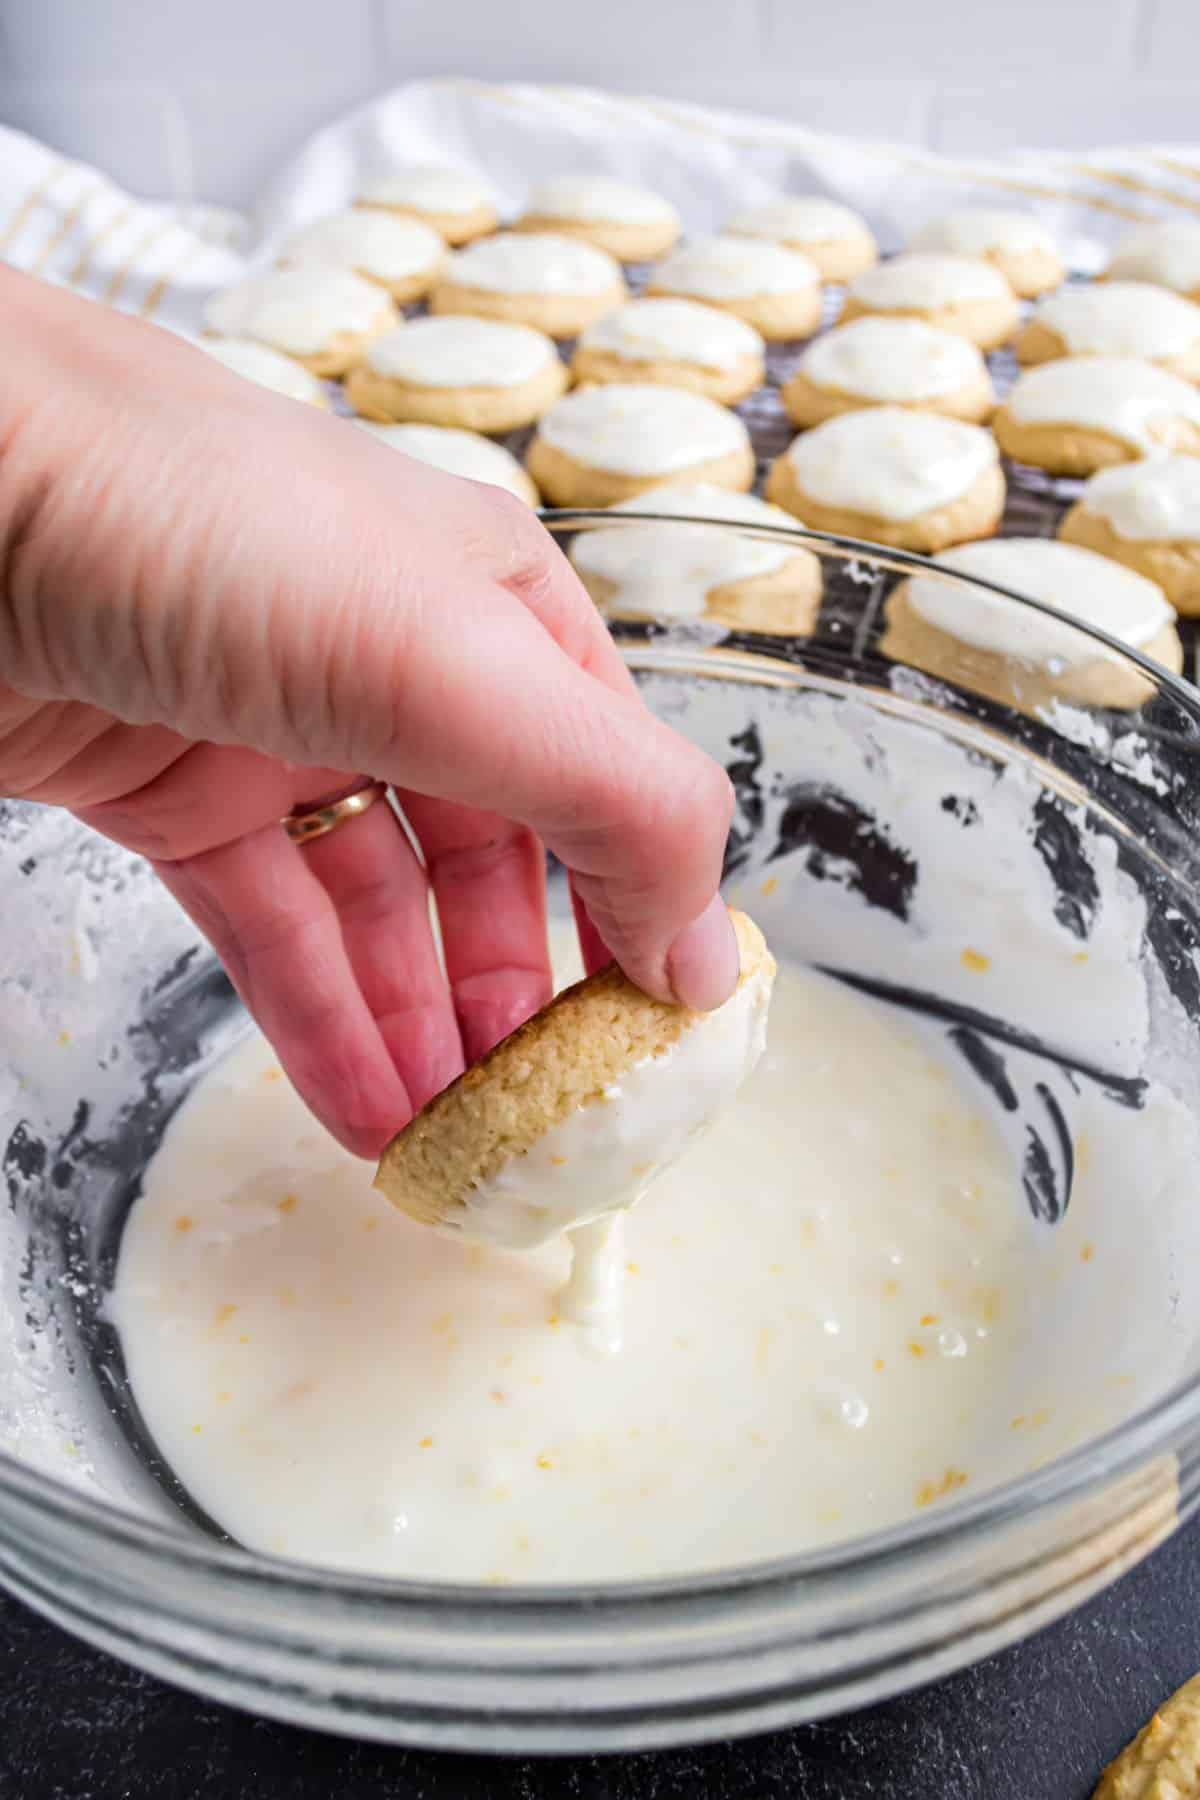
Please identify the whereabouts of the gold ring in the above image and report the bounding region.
[283,781,388,847]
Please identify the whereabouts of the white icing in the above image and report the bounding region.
[1005,355,1200,453]
[906,537,1172,665]
[848,253,1011,311]
[538,383,750,475]
[911,209,1057,258]
[1108,221,1200,295]
[278,210,444,281]
[800,317,985,401]
[1030,282,1200,359]
[578,297,763,371]
[444,232,621,296]
[365,316,558,388]
[357,423,534,501]
[783,407,998,521]
[203,268,389,355]
[650,234,819,300]
[1079,456,1200,543]
[199,336,327,404]
[357,164,493,216]
[726,197,872,247]
[525,175,678,228]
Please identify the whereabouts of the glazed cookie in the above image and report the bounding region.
[765,407,1004,552]
[569,485,822,634]
[276,209,446,303]
[840,253,1019,350]
[357,421,538,505]
[514,175,680,262]
[1015,282,1200,381]
[570,297,765,405]
[1105,219,1200,303]
[645,234,822,341]
[881,537,1182,715]
[909,208,1064,298]
[992,356,1200,474]
[199,336,329,407]
[781,317,993,427]
[344,316,567,432]
[355,164,498,245]
[724,196,877,282]
[202,268,397,378]
[430,232,627,338]
[527,383,755,508]
[1059,456,1200,614]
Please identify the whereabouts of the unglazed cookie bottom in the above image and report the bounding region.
[644,280,822,343]
[356,199,499,246]
[781,365,994,428]
[839,291,1018,352]
[1059,504,1200,614]
[346,355,568,432]
[430,277,628,339]
[513,213,678,262]
[528,438,756,508]
[765,455,1005,553]
[582,552,823,636]
[992,408,1200,475]
[570,343,764,405]
[1015,318,1200,384]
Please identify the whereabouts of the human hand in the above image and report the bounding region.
[0,268,736,1156]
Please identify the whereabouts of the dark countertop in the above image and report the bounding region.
[2,1513,1196,1800]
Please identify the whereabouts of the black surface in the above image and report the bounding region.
[2,1514,1196,1800]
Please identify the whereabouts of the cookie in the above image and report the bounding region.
[781,316,994,427]
[199,336,329,407]
[723,196,877,282]
[1105,220,1200,304]
[1015,282,1200,381]
[1093,1671,1200,1799]
[514,174,681,262]
[527,383,755,508]
[357,421,539,505]
[276,208,446,304]
[645,234,822,341]
[881,537,1182,715]
[202,268,398,378]
[344,316,567,432]
[570,297,765,404]
[840,253,1019,350]
[909,208,1064,298]
[569,485,823,633]
[430,232,627,338]
[1059,456,1200,614]
[374,909,774,1248]
[993,356,1200,475]
[355,164,498,245]
[765,407,1004,553]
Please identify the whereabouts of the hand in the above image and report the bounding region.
[0,268,736,1156]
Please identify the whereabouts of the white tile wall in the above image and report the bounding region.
[0,0,1197,207]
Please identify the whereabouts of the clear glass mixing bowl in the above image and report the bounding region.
[3,517,1200,1753]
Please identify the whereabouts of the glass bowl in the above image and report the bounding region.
[3,515,1200,1753]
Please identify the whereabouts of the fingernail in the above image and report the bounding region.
[666,896,739,1011]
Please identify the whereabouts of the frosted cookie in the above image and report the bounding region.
[202,268,397,378]
[1105,220,1200,303]
[276,209,446,303]
[344,316,567,432]
[992,356,1200,475]
[355,164,498,245]
[569,486,822,634]
[527,383,755,508]
[430,233,627,338]
[781,317,993,427]
[840,253,1019,350]
[1093,1671,1200,1800]
[357,422,538,505]
[570,298,765,405]
[909,208,1064,298]
[514,175,680,262]
[765,407,1004,553]
[881,537,1182,715]
[199,336,329,407]
[1015,282,1200,381]
[1059,457,1200,614]
[724,196,877,283]
[645,234,821,341]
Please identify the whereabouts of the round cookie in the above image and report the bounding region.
[992,356,1200,475]
[880,537,1182,715]
[645,234,822,341]
[528,383,755,508]
[344,316,567,432]
[1015,282,1200,381]
[570,297,765,404]
[357,422,539,505]
[1059,456,1200,614]
[430,232,627,338]
[276,208,446,303]
[840,253,1019,350]
[514,175,681,262]
[909,208,1064,298]
[355,164,498,245]
[765,407,1004,553]
[1104,220,1200,304]
[781,316,994,427]
[723,196,877,283]
[199,336,329,407]
[202,268,397,378]
[569,485,823,634]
